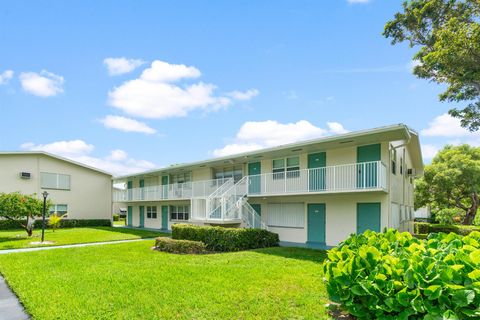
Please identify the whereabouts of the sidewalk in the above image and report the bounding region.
[0,277,29,320]
[0,238,152,255]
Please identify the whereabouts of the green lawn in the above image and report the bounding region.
[0,241,328,319]
[0,227,167,250]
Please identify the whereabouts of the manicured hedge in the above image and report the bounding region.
[415,222,480,236]
[323,229,480,319]
[172,224,279,252]
[154,237,207,254]
[0,219,112,230]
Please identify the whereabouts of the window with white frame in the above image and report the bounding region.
[147,206,157,219]
[49,204,68,215]
[170,172,191,185]
[266,203,304,228]
[272,156,300,179]
[170,205,189,221]
[41,172,71,190]
[213,166,243,182]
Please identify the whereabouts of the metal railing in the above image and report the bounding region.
[113,178,231,202]
[245,161,387,196]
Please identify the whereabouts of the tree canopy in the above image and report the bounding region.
[384,0,480,131]
[415,144,480,225]
[0,192,51,236]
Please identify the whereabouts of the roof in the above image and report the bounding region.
[0,151,112,176]
[114,123,424,180]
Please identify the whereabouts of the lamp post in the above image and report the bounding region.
[41,191,49,243]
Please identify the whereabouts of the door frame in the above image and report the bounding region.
[356,202,381,234]
[161,205,169,230]
[307,203,326,248]
[139,206,145,228]
[248,162,261,194]
[127,206,132,226]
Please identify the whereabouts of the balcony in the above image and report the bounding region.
[245,161,387,196]
[113,178,230,202]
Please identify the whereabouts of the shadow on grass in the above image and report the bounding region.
[91,226,170,238]
[252,246,327,264]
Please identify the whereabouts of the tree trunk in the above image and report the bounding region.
[463,192,478,225]
[25,216,35,237]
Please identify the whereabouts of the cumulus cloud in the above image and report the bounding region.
[212,120,349,157]
[20,140,155,175]
[422,144,439,160]
[0,70,14,85]
[100,115,156,134]
[108,60,257,119]
[103,57,146,76]
[227,89,259,101]
[421,113,474,137]
[19,70,64,97]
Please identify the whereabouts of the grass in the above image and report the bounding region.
[0,241,328,319]
[113,219,126,226]
[0,227,168,250]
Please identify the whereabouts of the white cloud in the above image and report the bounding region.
[108,60,255,119]
[227,89,259,101]
[421,113,474,137]
[422,144,439,159]
[20,140,155,176]
[19,70,64,97]
[212,120,348,157]
[100,115,156,134]
[103,57,146,76]
[347,0,370,3]
[0,70,14,85]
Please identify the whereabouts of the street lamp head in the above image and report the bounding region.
[42,191,49,198]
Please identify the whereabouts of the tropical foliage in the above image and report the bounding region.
[384,0,480,131]
[415,145,480,225]
[323,229,480,319]
[48,213,66,232]
[0,192,51,236]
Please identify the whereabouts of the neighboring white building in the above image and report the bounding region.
[113,124,423,248]
[0,152,112,221]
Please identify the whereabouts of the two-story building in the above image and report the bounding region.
[113,124,423,248]
[0,151,112,221]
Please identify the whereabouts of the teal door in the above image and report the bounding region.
[307,204,326,247]
[161,176,169,199]
[249,204,261,228]
[127,181,133,201]
[248,162,261,194]
[357,203,381,234]
[127,206,132,226]
[357,144,381,189]
[139,179,145,200]
[308,152,326,191]
[139,206,145,228]
[161,206,168,230]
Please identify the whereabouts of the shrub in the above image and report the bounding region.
[154,237,207,254]
[0,219,112,230]
[48,213,66,232]
[113,214,120,221]
[172,224,279,252]
[415,222,480,236]
[323,229,480,319]
[436,208,464,225]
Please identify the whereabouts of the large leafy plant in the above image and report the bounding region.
[323,229,480,319]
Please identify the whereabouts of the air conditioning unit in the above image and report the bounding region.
[407,168,416,176]
[20,172,31,179]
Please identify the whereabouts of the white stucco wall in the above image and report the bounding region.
[0,154,112,220]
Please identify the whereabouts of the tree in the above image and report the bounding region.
[415,144,480,225]
[384,0,480,131]
[0,192,51,236]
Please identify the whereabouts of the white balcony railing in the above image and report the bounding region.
[113,178,231,202]
[245,161,387,196]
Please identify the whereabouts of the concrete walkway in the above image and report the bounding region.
[0,277,29,320]
[0,238,152,255]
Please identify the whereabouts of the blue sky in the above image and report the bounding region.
[0,0,475,175]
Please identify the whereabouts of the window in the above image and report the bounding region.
[272,156,300,179]
[171,172,191,185]
[170,205,189,221]
[49,204,68,215]
[213,166,243,182]
[391,149,397,175]
[400,157,403,175]
[41,172,71,190]
[266,203,304,228]
[147,206,157,219]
